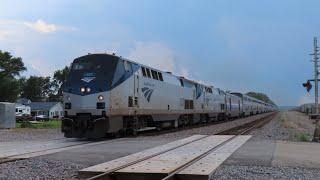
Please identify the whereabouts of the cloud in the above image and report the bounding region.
[128,41,190,78]
[128,42,175,72]
[0,19,75,39]
[23,19,57,33]
[21,62,42,77]
[0,30,10,40]
[0,19,76,75]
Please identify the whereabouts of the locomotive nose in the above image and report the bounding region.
[64,92,109,111]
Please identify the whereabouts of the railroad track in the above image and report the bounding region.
[84,112,277,180]
[0,113,276,167]
[139,112,276,137]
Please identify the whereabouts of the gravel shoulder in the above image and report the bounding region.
[0,128,63,142]
[250,111,315,141]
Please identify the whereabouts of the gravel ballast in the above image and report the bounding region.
[212,165,320,180]
[141,113,275,140]
[0,158,84,180]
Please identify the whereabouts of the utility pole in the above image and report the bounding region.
[311,37,319,114]
[311,37,320,142]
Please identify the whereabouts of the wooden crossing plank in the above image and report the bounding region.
[115,135,233,175]
[79,135,207,176]
[177,135,251,180]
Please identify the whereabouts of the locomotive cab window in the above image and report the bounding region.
[72,62,92,70]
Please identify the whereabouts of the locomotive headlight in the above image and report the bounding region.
[98,95,104,101]
[80,87,86,93]
[86,87,91,93]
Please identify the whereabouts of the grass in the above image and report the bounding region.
[16,120,61,129]
[295,133,311,142]
[280,115,295,129]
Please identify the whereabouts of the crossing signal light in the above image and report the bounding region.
[303,81,312,92]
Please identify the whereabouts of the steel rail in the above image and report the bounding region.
[86,112,277,180]
[86,135,211,180]
[161,112,277,180]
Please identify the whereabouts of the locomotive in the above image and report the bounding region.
[61,53,276,138]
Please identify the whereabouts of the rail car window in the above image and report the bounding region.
[179,79,184,86]
[183,80,195,88]
[151,70,158,80]
[205,87,213,93]
[141,67,146,77]
[146,68,151,78]
[158,72,163,81]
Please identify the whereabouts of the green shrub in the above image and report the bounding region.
[295,133,311,142]
[16,120,61,129]
[19,120,33,128]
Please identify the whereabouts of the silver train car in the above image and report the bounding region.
[62,53,277,138]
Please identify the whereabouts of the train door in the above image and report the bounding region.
[202,87,206,111]
[229,97,232,115]
[132,64,140,108]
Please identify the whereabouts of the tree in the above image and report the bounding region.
[53,66,69,96]
[0,50,26,78]
[0,76,21,102]
[246,92,276,105]
[0,50,26,102]
[20,76,53,101]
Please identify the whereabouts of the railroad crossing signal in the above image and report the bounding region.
[303,80,312,92]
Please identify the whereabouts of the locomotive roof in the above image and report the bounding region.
[76,53,217,89]
[75,53,273,106]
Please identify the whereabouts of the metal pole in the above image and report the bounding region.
[314,37,319,114]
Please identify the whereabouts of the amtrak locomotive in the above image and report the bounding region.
[62,53,277,138]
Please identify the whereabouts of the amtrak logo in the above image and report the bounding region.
[81,76,95,83]
[141,87,154,102]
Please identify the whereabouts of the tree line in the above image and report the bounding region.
[0,50,69,102]
[0,50,276,105]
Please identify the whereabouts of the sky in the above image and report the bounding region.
[0,0,319,106]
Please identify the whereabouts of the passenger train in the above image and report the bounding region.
[62,53,277,138]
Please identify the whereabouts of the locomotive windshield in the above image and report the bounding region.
[65,54,120,94]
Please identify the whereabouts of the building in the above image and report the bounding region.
[16,98,32,105]
[29,102,64,119]
[15,103,31,117]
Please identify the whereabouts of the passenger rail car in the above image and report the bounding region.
[61,53,276,138]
